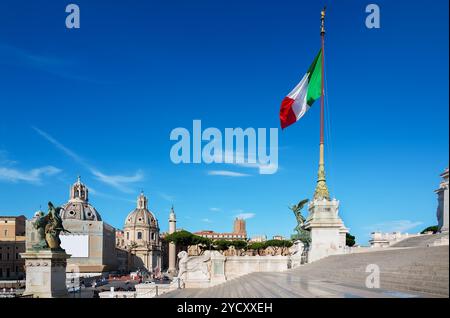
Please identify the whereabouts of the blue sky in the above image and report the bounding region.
[0,0,448,244]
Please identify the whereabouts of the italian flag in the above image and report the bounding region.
[279,49,322,129]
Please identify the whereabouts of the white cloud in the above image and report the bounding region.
[0,44,108,84]
[158,192,175,202]
[201,218,213,223]
[33,126,143,193]
[91,169,143,193]
[88,187,135,203]
[0,150,18,165]
[235,212,255,220]
[365,220,424,233]
[0,166,61,184]
[33,127,85,164]
[208,170,250,177]
[211,150,279,175]
[209,207,221,212]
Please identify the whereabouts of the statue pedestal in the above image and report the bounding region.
[210,251,226,286]
[304,198,348,263]
[20,249,71,298]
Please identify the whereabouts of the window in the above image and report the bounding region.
[151,233,155,240]
[137,232,142,240]
[7,253,10,260]
[126,232,129,240]
[6,268,10,277]
[4,229,7,237]
[16,253,19,260]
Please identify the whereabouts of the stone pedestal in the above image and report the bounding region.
[304,198,348,263]
[436,168,449,233]
[210,251,226,286]
[20,249,71,298]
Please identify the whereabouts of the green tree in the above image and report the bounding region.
[421,225,439,234]
[229,240,248,256]
[214,240,231,254]
[346,233,356,247]
[164,230,213,255]
[248,242,265,255]
[164,230,194,247]
[265,239,290,255]
[280,240,293,255]
[191,235,212,255]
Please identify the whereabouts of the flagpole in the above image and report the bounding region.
[314,6,330,201]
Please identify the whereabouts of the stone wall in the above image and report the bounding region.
[179,252,291,288]
[223,256,291,281]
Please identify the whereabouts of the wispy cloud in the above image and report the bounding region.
[0,166,61,184]
[210,150,279,175]
[365,220,423,233]
[33,126,143,193]
[33,127,85,164]
[208,170,250,177]
[235,212,255,220]
[0,44,108,84]
[0,150,18,165]
[91,170,143,193]
[209,207,221,212]
[158,192,175,202]
[201,218,213,223]
[88,187,136,203]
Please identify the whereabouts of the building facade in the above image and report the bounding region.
[194,218,247,241]
[26,177,117,276]
[122,192,162,273]
[0,215,26,280]
[249,235,267,243]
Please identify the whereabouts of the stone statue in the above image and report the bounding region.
[33,202,70,250]
[176,251,189,281]
[289,199,311,245]
[176,250,211,288]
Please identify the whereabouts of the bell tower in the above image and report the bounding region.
[137,191,148,209]
[70,176,88,202]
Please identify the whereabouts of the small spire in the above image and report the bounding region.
[169,205,176,221]
[321,6,326,35]
[77,175,81,183]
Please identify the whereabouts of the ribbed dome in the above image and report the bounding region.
[61,201,102,221]
[60,176,102,221]
[125,208,157,227]
[124,192,158,228]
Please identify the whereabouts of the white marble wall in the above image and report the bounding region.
[224,256,290,281]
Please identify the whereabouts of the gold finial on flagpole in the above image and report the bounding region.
[321,6,326,35]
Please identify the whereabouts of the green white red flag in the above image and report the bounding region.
[279,49,322,129]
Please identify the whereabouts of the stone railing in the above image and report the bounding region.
[99,280,181,298]
[178,251,296,288]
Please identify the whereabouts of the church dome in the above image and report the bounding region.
[60,177,102,221]
[124,192,158,229]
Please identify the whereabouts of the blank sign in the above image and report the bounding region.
[60,234,89,257]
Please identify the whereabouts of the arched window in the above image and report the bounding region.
[151,232,155,241]
[137,232,142,240]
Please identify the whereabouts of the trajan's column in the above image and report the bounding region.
[168,206,177,275]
